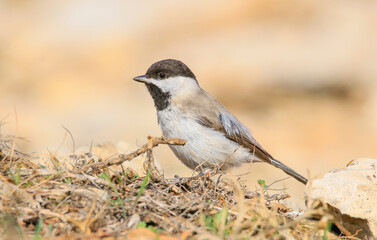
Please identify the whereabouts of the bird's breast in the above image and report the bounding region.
[156,106,191,139]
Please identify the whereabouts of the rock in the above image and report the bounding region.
[306,158,377,239]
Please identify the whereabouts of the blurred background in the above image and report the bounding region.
[1,0,377,207]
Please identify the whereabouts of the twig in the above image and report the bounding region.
[267,177,291,189]
[61,125,76,161]
[143,137,164,180]
[75,137,186,174]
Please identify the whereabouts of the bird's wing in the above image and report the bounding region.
[194,104,273,163]
[191,92,308,184]
[219,111,274,161]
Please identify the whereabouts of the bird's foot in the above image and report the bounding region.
[197,169,217,178]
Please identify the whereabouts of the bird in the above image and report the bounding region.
[133,59,307,184]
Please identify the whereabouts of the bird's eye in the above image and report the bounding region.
[158,72,166,79]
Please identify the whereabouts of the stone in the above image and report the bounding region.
[306,158,377,239]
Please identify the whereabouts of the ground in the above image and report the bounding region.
[0,135,349,239]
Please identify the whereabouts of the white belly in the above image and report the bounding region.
[157,107,255,171]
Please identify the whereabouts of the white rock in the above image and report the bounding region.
[306,158,377,239]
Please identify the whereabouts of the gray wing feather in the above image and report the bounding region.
[218,112,307,184]
[219,112,254,144]
[219,111,274,160]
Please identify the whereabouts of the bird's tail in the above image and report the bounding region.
[270,158,308,185]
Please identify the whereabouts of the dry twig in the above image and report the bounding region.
[75,137,186,174]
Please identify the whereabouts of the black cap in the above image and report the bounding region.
[146,59,196,80]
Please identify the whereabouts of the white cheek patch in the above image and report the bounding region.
[157,78,181,93]
[146,78,160,87]
[149,76,199,96]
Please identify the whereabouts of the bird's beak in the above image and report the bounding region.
[133,75,149,83]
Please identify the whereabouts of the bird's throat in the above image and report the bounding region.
[146,84,171,111]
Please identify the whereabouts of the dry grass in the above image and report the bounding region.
[0,133,356,240]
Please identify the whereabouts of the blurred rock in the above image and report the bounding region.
[306,158,377,239]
